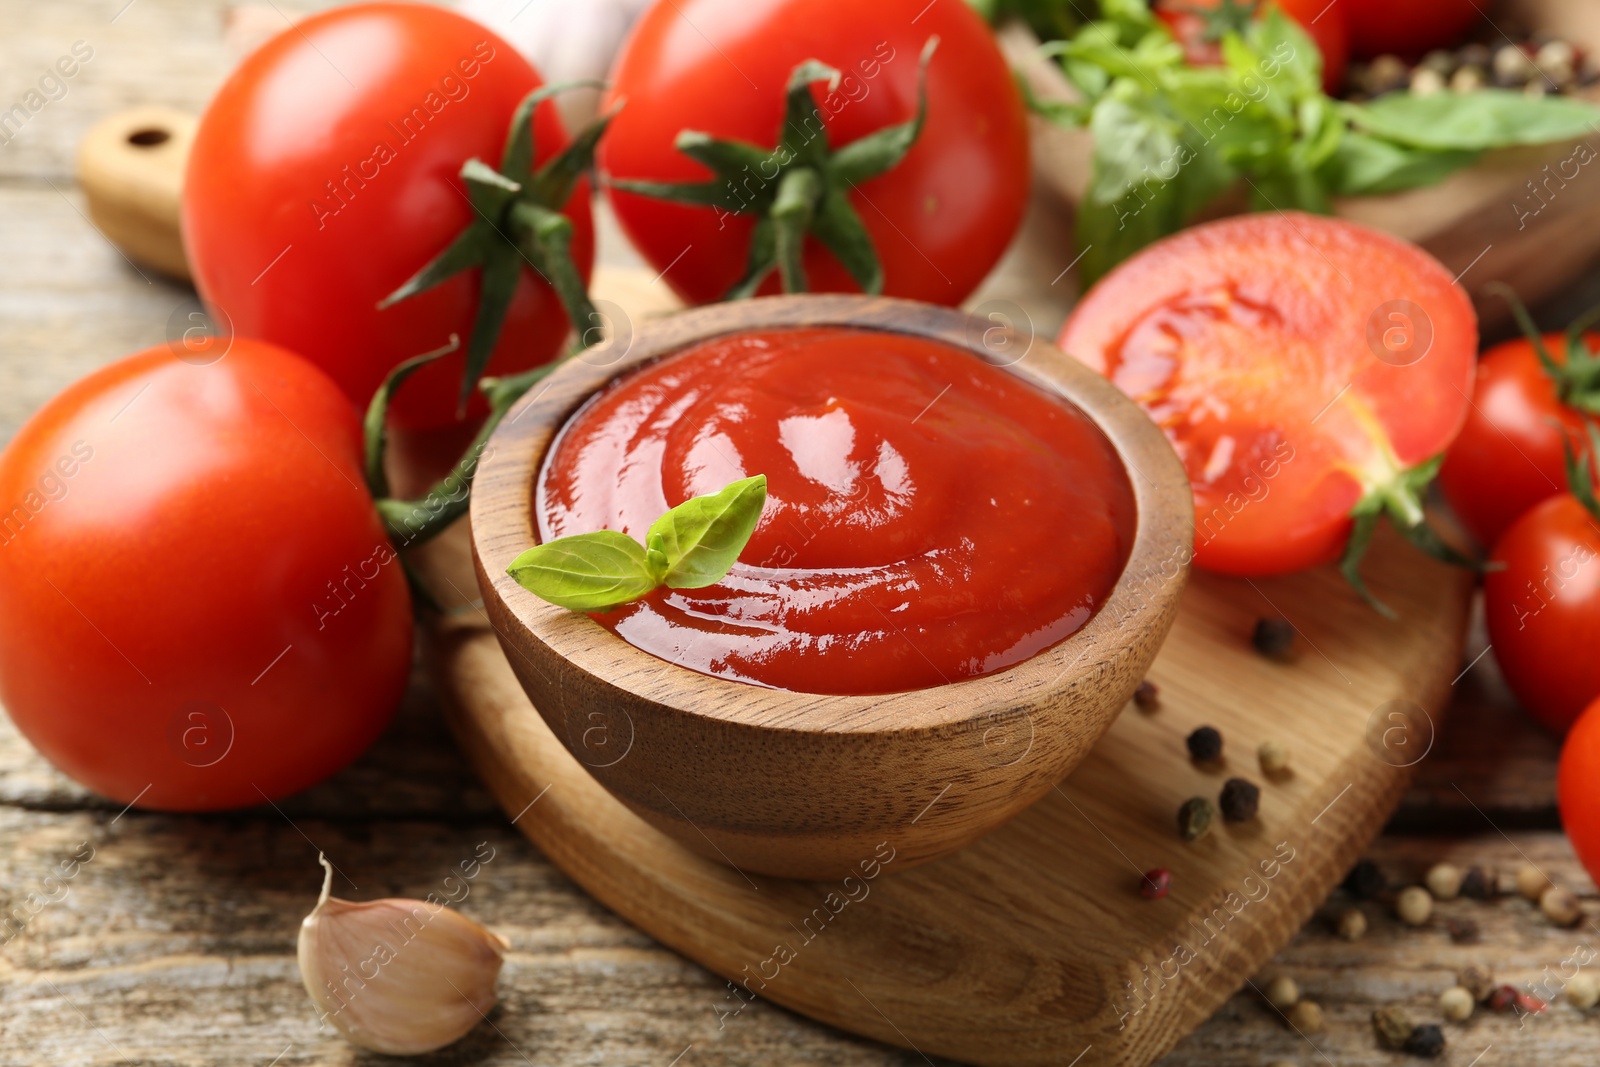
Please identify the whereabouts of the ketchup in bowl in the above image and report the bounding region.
[536,327,1136,694]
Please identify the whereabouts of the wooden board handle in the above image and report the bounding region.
[75,105,195,279]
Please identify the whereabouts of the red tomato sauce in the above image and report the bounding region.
[536,327,1136,694]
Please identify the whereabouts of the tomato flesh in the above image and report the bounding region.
[598,0,1029,307]
[1060,212,1475,577]
[537,328,1136,694]
[0,341,412,809]
[183,3,593,429]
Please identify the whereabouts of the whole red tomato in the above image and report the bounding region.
[599,0,1029,307]
[183,3,594,430]
[1559,696,1600,881]
[1485,490,1600,733]
[1060,213,1475,584]
[0,340,413,810]
[1155,0,1349,94]
[1343,0,1479,58]
[1439,324,1599,549]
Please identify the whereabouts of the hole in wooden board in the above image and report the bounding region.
[127,128,170,147]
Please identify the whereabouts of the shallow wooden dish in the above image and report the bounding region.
[1005,0,1600,330]
[469,294,1193,879]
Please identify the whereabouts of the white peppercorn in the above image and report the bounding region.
[1396,885,1434,926]
[1425,862,1462,901]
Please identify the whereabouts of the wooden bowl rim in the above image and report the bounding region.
[470,294,1193,734]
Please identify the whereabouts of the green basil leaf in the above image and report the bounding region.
[1346,90,1600,151]
[506,530,660,612]
[1319,132,1481,195]
[646,474,768,589]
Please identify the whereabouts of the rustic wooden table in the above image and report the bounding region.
[4,2,1600,1065]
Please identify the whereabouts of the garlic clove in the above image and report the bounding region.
[297,853,509,1055]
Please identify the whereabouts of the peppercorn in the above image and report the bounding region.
[1446,917,1480,944]
[1540,885,1583,927]
[1460,864,1497,900]
[1336,907,1368,941]
[1287,999,1325,1034]
[1396,885,1434,926]
[1133,679,1160,711]
[1449,65,1486,93]
[1343,859,1386,900]
[1404,1023,1446,1059]
[1439,986,1474,1022]
[1264,974,1300,1010]
[1251,617,1297,662]
[1219,777,1260,821]
[1568,973,1599,1010]
[1410,67,1446,96]
[1515,863,1551,901]
[1258,739,1290,776]
[1187,725,1223,763]
[1373,1005,1415,1050]
[1458,964,1495,1003]
[1140,868,1171,899]
[1178,796,1215,841]
[1366,54,1411,95]
[1487,985,1519,1012]
[1424,862,1462,901]
[1516,991,1548,1015]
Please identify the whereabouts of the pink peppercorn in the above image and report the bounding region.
[1141,869,1172,899]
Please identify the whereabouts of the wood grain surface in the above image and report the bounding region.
[1,2,1598,1066]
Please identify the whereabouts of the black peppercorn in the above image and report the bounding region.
[1133,679,1160,711]
[1403,1023,1445,1059]
[1187,725,1223,762]
[1342,859,1386,900]
[1251,617,1297,662]
[1460,864,1498,900]
[1219,777,1260,821]
[1446,917,1481,944]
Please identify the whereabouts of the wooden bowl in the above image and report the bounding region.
[469,295,1193,879]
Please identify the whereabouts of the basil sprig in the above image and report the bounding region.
[507,475,768,612]
[1030,0,1600,283]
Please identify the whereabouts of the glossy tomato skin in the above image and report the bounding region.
[1484,494,1600,733]
[1343,0,1479,58]
[0,341,413,810]
[1155,0,1349,94]
[1559,696,1600,883]
[1439,333,1593,549]
[1059,212,1476,577]
[183,3,594,430]
[599,0,1029,307]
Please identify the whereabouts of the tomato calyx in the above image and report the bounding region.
[1340,454,1483,618]
[1560,421,1600,523]
[1491,283,1600,416]
[609,38,938,299]
[380,82,613,413]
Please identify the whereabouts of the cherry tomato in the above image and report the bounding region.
[1484,493,1600,733]
[598,0,1029,307]
[1342,0,1480,59]
[183,3,594,430]
[1439,329,1598,549]
[0,340,413,810]
[1155,0,1349,94]
[1059,212,1475,578]
[1559,696,1600,881]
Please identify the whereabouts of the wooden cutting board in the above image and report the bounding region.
[416,268,1474,1067]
